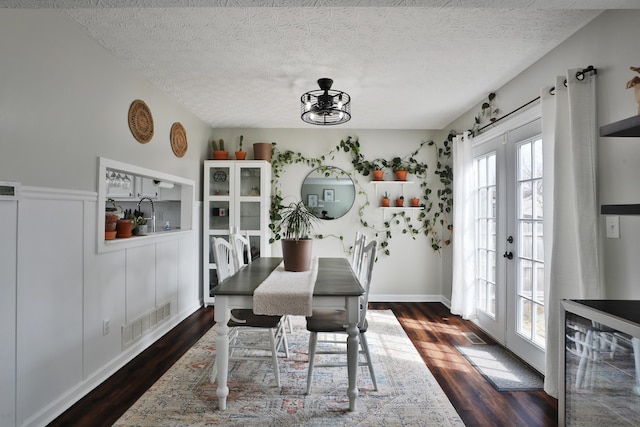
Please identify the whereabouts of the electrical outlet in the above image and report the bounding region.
[606,216,620,239]
[103,318,110,335]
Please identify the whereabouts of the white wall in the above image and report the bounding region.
[208,129,450,302]
[0,10,207,427]
[0,9,212,195]
[442,10,640,300]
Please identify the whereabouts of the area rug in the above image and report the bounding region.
[114,310,465,426]
[456,345,543,391]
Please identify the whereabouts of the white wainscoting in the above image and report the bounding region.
[0,199,18,427]
[8,187,201,427]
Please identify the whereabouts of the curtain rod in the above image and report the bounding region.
[477,65,597,133]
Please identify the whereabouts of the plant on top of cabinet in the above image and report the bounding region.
[235,134,247,160]
[211,138,229,160]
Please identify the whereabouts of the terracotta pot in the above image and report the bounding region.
[372,170,384,181]
[105,214,119,232]
[235,150,247,160]
[395,170,408,181]
[381,198,390,207]
[395,198,404,207]
[105,230,117,240]
[253,143,273,162]
[281,239,313,272]
[213,150,229,160]
[411,197,420,207]
[116,219,134,238]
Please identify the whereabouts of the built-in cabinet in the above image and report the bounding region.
[202,160,272,306]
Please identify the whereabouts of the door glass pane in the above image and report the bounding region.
[474,152,497,319]
[516,137,545,347]
[519,297,532,339]
[519,143,532,180]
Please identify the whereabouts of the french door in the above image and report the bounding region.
[473,130,545,372]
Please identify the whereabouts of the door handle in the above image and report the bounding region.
[503,251,513,260]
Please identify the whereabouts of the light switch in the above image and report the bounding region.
[606,216,620,239]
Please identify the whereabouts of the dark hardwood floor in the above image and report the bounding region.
[48,302,557,427]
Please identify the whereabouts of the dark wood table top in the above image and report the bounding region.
[213,257,364,297]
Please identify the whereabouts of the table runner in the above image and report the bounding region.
[253,257,318,316]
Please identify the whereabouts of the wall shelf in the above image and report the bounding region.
[599,115,640,137]
[600,204,640,215]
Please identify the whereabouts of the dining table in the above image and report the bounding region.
[212,257,364,411]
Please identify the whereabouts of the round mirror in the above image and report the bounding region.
[301,167,355,220]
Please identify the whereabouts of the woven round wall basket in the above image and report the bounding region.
[128,99,154,144]
[170,122,188,158]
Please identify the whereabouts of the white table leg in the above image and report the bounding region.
[214,298,231,410]
[346,295,360,411]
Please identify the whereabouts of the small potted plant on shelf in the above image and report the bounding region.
[389,157,408,181]
[395,195,405,207]
[411,197,420,207]
[132,209,148,235]
[105,198,120,240]
[235,134,247,160]
[371,163,385,181]
[381,192,391,207]
[278,200,320,272]
[117,209,137,239]
[211,138,229,160]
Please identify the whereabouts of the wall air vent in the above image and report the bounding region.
[0,181,20,200]
[121,302,171,350]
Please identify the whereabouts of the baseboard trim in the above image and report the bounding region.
[369,294,451,307]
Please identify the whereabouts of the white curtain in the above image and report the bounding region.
[542,69,603,398]
[450,131,477,320]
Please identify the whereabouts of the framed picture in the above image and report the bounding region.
[307,194,319,208]
[323,189,335,202]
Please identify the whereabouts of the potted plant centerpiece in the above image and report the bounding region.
[279,200,320,272]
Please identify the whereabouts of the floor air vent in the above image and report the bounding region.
[122,302,171,349]
[461,331,486,345]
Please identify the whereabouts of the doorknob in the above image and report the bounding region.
[507,236,513,244]
[503,251,513,260]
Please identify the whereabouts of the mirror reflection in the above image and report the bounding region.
[301,167,355,220]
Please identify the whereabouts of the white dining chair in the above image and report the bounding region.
[231,230,294,334]
[211,237,289,387]
[351,231,368,277]
[305,240,379,394]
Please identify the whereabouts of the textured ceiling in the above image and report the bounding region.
[5,1,636,129]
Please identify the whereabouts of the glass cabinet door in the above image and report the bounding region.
[209,166,231,198]
[238,166,262,197]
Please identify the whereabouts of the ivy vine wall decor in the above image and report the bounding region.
[269,135,453,255]
[267,92,498,256]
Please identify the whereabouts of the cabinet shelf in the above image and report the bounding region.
[599,115,640,137]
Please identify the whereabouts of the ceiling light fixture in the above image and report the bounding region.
[300,78,351,126]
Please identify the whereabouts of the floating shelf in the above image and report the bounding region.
[599,115,640,137]
[600,204,640,215]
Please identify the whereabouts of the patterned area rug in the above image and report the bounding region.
[456,345,544,391]
[115,310,465,426]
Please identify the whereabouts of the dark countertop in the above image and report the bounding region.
[569,300,640,326]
